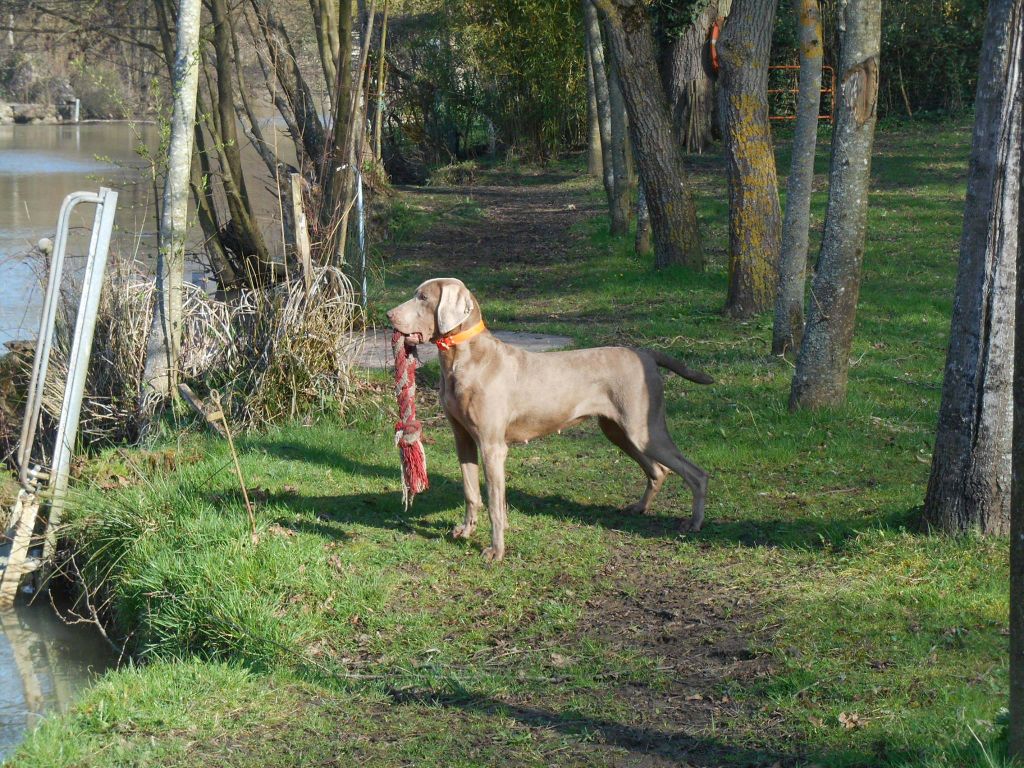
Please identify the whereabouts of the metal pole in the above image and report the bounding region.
[43,187,118,560]
[17,192,102,488]
[357,168,367,310]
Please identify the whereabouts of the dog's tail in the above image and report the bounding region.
[646,349,714,385]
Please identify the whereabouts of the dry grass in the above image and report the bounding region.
[1,253,366,465]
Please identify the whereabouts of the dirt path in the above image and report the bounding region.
[390,169,602,271]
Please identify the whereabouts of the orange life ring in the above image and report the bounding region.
[709,19,722,76]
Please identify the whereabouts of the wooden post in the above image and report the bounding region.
[290,174,312,294]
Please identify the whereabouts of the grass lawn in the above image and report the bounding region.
[9,118,1011,767]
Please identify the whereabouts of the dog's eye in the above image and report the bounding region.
[417,293,426,301]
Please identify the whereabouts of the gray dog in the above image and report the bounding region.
[387,277,712,562]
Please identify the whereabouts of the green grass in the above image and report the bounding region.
[10,118,1013,767]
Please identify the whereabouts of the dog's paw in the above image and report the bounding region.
[622,501,648,515]
[482,546,504,563]
[678,519,703,534]
[451,524,475,540]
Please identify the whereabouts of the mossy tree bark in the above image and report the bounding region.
[926,0,1022,538]
[718,0,782,318]
[660,0,720,153]
[789,0,881,410]
[593,0,703,269]
[771,0,823,355]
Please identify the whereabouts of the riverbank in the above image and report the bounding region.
[7,119,1011,767]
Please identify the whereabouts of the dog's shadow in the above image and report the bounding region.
[247,438,917,553]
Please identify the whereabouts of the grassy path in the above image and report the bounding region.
[11,121,1010,767]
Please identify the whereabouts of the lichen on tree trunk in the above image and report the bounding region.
[718,0,782,318]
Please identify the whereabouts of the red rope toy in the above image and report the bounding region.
[393,331,429,508]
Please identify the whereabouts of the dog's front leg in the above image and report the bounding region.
[480,441,508,562]
[450,420,482,540]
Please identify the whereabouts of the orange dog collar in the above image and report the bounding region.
[436,320,486,351]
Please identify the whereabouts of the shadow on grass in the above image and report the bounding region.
[380,682,794,767]
[248,437,923,554]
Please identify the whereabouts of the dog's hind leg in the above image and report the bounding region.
[598,417,669,515]
[642,429,708,532]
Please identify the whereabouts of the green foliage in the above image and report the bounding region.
[384,0,586,164]
[770,0,985,118]
[655,0,715,39]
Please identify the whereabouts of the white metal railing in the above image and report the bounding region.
[1,187,118,608]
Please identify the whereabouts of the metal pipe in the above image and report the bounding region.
[17,191,102,488]
[44,188,118,559]
[357,168,367,310]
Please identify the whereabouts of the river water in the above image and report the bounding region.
[0,122,165,350]
[0,599,117,761]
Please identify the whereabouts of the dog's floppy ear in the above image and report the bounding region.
[435,281,474,335]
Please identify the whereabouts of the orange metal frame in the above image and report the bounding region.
[767,65,836,123]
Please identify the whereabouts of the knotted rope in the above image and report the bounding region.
[393,331,429,508]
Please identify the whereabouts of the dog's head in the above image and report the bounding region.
[387,278,478,345]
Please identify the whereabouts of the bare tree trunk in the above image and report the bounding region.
[585,32,603,176]
[152,0,238,288]
[772,0,823,355]
[373,0,390,162]
[1012,71,1024,756]
[607,44,631,235]
[718,0,782,318]
[210,0,271,275]
[789,0,881,410]
[146,0,201,395]
[925,0,1022,538]
[594,0,703,270]
[660,0,719,153]
[584,0,615,215]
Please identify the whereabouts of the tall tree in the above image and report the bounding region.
[789,0,881,410]
[659,0,721,153]
[924,0,1022,537]
[606,43,632,235]
[584,32,603,176]
[718,0,782,318]
[592,0,704,269]
[146,0,201,395]
[583,0,616,222]
[1012,44,1024,751]
[209,0,272,274]
[772,0,823,355]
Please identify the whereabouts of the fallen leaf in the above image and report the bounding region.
[550,652,573,668]
[838,711,864,730]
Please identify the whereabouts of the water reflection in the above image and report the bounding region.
[0,599,117,760]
